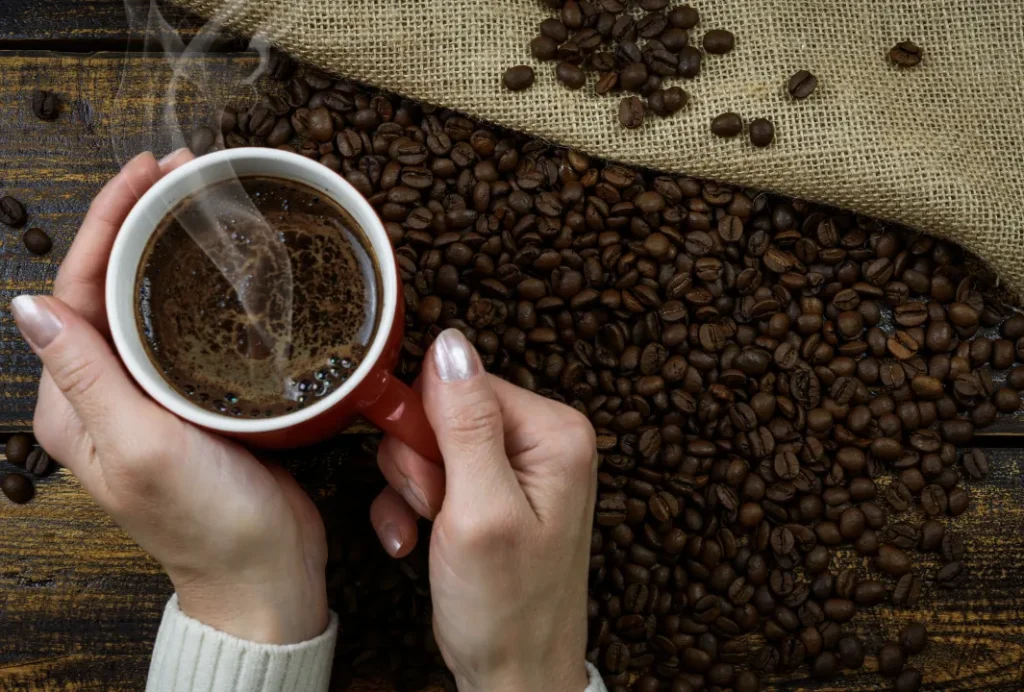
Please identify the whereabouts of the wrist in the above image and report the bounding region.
[172,568,328,645]
[457,661,590,692]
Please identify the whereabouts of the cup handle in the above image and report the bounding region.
[363,372,442,464]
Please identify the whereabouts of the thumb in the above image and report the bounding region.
[422,329,524,513]
[11,295,160,450]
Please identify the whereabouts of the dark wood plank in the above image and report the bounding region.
[0,0,203,45]
[2,445,1024,690]
[0,51,264,432]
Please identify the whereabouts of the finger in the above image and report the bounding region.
[377,434,446,519]
[422,329,525,513]
[369,486,420,558]
[53,151,164,330]
[484,375,598,523]
[158,147,195,174]
[11,295,165,455]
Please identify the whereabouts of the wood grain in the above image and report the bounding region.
[0,0,203,45]
[2,446,1024,691]
[0,51,262,432]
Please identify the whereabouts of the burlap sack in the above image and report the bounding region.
[171,0,1024,295]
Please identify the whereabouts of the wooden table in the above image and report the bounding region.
[0,3,1022,690]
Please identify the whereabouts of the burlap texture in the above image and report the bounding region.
[172,0,1024,295]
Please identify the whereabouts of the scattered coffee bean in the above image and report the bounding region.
[749,118,775,147]
[892,574,922,608]
[32,90,60,121]
[502,65,536,91]
[898,622,928,654]
[556,62,586,90]
[190,126,216,155]
[1,473,34,504]
[25,448,52,477]
[787,70,818,99]
[711,112,743,138]
[890,41,923,67]
[894,667,922,692]
[677,45,702,78]
[877,642,905,677]
[4,433,33,467]
[668,5,700,29]
[23,228,52,255]
[618,96,645,129]
[0,196,28,228]
[703,29,736,55]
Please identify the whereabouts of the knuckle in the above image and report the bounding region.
[53,354,104,402]
[445,506,521,553]
[556,409,599,480]
[445,395,502,441]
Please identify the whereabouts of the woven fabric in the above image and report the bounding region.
[172,0,1024,294]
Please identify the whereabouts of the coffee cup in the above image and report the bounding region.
[106,147,441,460]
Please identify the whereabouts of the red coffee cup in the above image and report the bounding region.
[105,148,441,461]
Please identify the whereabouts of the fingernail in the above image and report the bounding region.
[159,147,189,166]
[11,296,63,349]
[376,521,404,557]
[401,479,434,519]
[433,328,479,382]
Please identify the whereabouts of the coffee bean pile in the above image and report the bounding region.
[187,56,1024,690]
[502,0,788,139]
[1,433,53,505]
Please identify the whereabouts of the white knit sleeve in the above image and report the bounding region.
[146,595,337,692]
[585,662,608,692]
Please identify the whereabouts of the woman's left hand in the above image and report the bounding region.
[13,150,334,644]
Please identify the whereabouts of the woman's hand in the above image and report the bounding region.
[12,151,329,644]
[374,328,598,692]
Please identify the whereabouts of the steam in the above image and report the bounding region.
[113,0,299,397]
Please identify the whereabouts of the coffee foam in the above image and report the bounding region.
[137,177,380,417]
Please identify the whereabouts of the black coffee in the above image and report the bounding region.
[136,176,381,418]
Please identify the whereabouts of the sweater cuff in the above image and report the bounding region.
[147,594,337,692]
[585,662,608,692]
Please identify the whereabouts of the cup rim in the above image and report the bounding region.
[105,147,397,433]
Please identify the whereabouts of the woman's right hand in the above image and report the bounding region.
[374,328,599,692]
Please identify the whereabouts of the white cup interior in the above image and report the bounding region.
[105,148,398,433]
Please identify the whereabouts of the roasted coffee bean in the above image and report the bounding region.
[677,46,702,78]
[1,473,34,504]
[787,70,817,99]
[898,621,928,655]
[890,41,923,67]
[503,65,536,91]
[937,561,967,588]
[32,90,60,121]
[618,96,645,129]
[711,112,743,138]
[4,433,33,467]
[749,119,775,148]
[838,636,865,669]
[894,667,922,692]
[0,196,28,228]
[920,520,945,551]
[22,228,52,255]
[892,573,922,607]
[703,29,735,54]
[24,448,52,476]
[877,642,904,677]
[556,62,587,89]
[876,545,911,576]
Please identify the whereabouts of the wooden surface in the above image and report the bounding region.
[1,3,1024,691]
[0,0,202,45]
